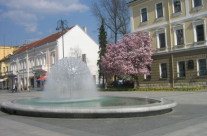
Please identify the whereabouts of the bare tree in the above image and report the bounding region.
[92,0,129,43]
[69,47,82,58]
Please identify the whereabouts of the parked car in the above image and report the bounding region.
[123,80,134,87]
[110,80,123,87]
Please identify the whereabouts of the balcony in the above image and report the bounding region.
[6,71,17,76]
[19,69,27,74]
[32,65,48,73]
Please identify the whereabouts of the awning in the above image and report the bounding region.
[0,78,7,82]
[37,75,48,81]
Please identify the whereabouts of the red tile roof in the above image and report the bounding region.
[14,26,74,55]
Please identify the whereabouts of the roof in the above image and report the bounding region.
[127,0,139,6]
[14,26,74,55]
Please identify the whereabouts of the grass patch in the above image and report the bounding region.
[98,87,207,91]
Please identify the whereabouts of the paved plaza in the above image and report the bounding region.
[0,89,207,136]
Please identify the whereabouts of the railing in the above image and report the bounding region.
[19,69,27,74]
[5,71,17,76]
[33,65,47,72]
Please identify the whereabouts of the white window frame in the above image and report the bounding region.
[192,19,206,43]
[23,60,26,69]
[159,63,167,78]
[29,59,32,68]
[140,7,148,23]
[177,61,186,77]
[172,0,182,16]
[192,0,203,10]
[155,2,164,20]
[144,66,151,80]
[156,28,167,49]
[51,52,56,65]
[29,58,34,68]
[173,24,185,46]
[197,59,207,76]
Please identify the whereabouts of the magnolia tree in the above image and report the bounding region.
[101,31,153,89]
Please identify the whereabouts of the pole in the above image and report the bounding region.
[56,19,68,59]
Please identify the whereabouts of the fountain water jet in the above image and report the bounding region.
[42,57,98,102]
[0,57,176,118]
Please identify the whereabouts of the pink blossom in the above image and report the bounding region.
[101,31,153,77]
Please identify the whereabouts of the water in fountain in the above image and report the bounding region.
[42,57,98,102]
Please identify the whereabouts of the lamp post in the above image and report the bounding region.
[56,19,68,58]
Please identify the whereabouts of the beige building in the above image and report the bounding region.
[128,0,207,88]
[0,46,19,60]
[0,46,20,89]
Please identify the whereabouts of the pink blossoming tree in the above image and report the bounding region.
[101,31,153,89]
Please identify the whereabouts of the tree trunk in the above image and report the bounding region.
[104,77,107,89]
[133,76,139,89]
[103,75,105,87]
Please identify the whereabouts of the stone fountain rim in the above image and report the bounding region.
[0,96,177,118]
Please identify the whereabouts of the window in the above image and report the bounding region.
[177,61,186,77]
[156,28,167,49]
[194,0,202,7]
[144,66,151,80]
[38,57,42,65]
[141,8,147,22]
[176,29,184,45]
[156,3,163,18]
[198,59,206,76]
[173,0,181,13]
[36,58,40,66]
[193,20,206,43]
[51,53,55,65]
[29,59,34,68]
[42,55,46,65]
[29,59,32,68]
[23,60,26,69]
[159,33,166,48]
[196,24,204,42]
[160,63,167,78]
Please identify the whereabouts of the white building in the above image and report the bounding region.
[7,25,99,90]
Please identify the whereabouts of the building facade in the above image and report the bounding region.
[0,57,10,89]
[7,25,99,91]
[128,0,207,88]
[0,46,20,60]
[0,46,20,89]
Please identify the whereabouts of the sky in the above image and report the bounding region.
[0,0,100,46]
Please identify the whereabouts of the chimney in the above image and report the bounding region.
[83,26,87,33]
[82,54,86,63]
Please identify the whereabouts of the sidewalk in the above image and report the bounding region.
[0,90,207,136]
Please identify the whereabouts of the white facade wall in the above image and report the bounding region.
[57,25,99,82]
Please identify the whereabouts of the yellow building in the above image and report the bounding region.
[0,57,10,89]
[0,46,20,60]
[128,0,207,88]
[0,46,20,90]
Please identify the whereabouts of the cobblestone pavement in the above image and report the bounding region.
[0,89,207,136]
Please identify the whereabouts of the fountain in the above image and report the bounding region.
[0,57,176,118]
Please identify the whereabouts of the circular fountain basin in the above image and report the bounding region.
[0,96,176,118]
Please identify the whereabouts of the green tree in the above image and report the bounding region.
[97,19,107,86]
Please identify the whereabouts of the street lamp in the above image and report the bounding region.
[56,19,68,58]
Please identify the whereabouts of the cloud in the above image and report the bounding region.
[3,0,88,14]
[0,0,89,33]
[2,10,37,32]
